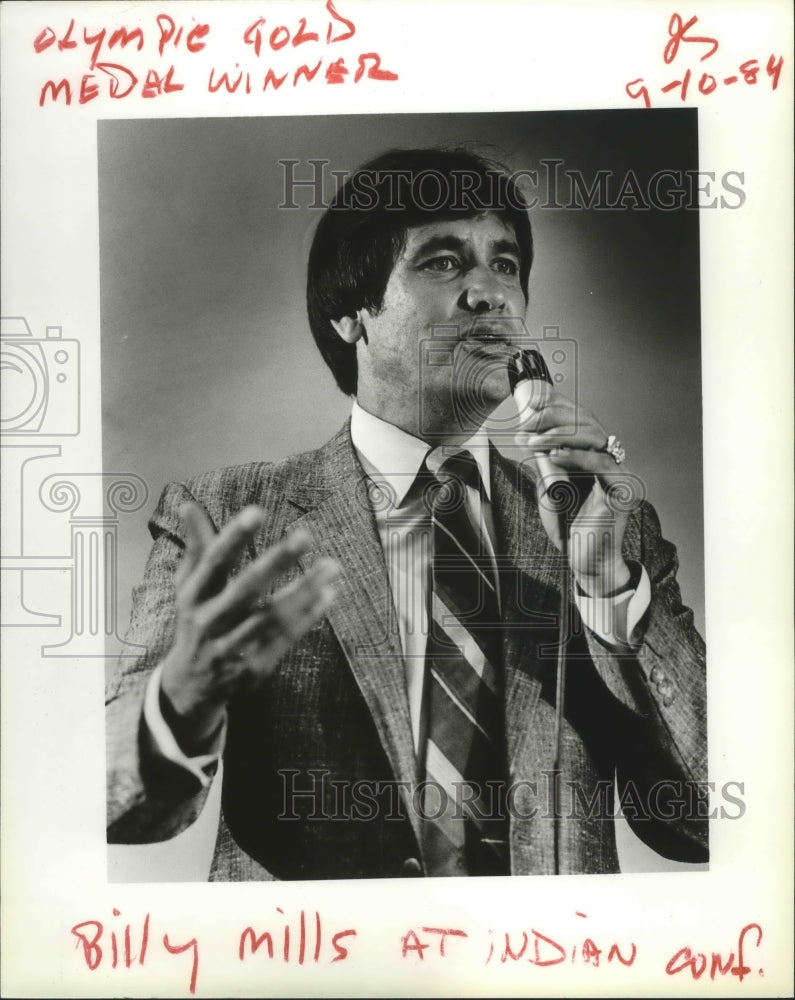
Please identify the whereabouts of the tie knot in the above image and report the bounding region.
[427,448,480,484]
[423,450,481,515]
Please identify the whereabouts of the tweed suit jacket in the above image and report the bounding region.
[106,421,708,879]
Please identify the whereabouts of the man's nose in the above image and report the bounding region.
[458,268,506,312]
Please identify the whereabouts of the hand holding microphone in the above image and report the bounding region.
[509,348,637,597]
[509,349,575,526]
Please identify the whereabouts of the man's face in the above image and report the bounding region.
[354,212,528,440]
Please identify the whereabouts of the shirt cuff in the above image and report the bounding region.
[142,662,225,788]
[574,562,651,650]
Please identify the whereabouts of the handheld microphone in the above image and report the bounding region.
[508,347,552,390]
[509,347,570,875]
[508,349,567,491]
[509,348,595,517]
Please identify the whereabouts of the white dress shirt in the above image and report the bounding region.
[145,401,651,779]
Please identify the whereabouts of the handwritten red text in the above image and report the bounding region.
[71,909,199,995]
[625,11,784,108]
[33,1,398,107]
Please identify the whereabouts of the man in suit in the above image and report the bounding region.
[106,147,708,879]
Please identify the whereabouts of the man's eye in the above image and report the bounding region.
[422,255,459,272]
[494,258,519,275]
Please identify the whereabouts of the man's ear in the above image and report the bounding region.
[330,314,368,345]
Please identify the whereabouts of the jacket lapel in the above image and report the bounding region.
[248,426,564,858]
[490,449,563,779]
[281,424,421,840]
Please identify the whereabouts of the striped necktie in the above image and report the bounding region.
[421,450,509,876]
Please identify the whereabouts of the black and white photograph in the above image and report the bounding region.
[2,2,792,996]
[101,111,708,882]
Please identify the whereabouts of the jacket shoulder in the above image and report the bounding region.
[182,447,321,507]
[153,423,351,529]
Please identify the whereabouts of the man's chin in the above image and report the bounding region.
[449,350,512,427]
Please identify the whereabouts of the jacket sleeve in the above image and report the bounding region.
[582,500,709,862]
[106,481,216,843]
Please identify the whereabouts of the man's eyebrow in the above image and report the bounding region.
[406,234,467,259]
[491,237,521,257]
[406,233,521,260]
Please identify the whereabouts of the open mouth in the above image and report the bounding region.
[464,333,512,349]
[473,332,508,343]
[463,319,514,346]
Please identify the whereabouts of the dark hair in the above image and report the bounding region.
[306,147,534,396]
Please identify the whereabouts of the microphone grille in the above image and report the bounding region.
[509,349,552,391]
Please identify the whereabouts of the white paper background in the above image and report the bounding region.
[1,1,792,996]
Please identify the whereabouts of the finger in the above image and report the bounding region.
[514,396,569,427]
[539,447,639,508]
[515,423,607,452]
[257,558,339,639]
[184,500,216,550]
[254,589,337,671]
[230,559,337,648]
[536,446,617,474]
[176,502,216,584]
[201,538,332,635]
[232,596,336,689]
[513,401,589,435]
[512,378,554,418]
[212,562,338,678]
[183,505,270,605]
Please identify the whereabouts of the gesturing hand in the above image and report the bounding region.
[160,502,339,752]
[514,383,639,597]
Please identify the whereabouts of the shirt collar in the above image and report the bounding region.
[350,400,493,507]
